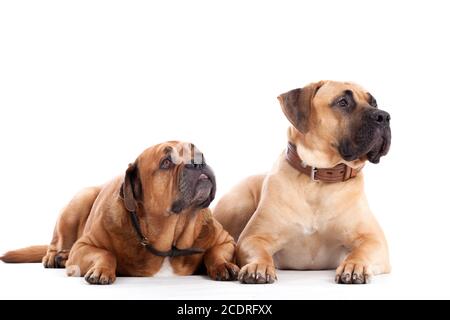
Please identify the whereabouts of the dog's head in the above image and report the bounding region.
[278,80,391,165]
[120,141,216,215]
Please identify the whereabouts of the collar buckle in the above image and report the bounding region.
[310,166,318,182]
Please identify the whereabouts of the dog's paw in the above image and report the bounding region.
[84,266,116,285]
[43,250,69,268]
[208,262,240,281]
[238,263,277,284]
[335,261,372,284]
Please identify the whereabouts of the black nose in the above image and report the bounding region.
[370,110,390,126]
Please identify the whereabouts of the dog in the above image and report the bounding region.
[1,141,239,284]
[214,80,391,284]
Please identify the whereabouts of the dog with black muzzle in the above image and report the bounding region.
[214,80,392,284]
[1,141,239,284]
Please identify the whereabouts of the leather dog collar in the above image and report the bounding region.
[129,211,205,257]
[285,142,363,183]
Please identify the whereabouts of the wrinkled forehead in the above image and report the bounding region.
[163,142,204,165]
[137,142,205,168]
[316,81,368,103]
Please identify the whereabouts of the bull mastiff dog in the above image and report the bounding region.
[1,141,239,284]
[214,80,391,284]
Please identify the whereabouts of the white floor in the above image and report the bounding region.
[0,263,446,300]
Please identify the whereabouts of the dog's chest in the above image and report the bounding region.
[273,217,348,270]
[153,258,177,277]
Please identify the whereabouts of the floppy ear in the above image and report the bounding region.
[119,162,142,212]
[277,81,324,133]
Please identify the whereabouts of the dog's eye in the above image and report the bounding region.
[337,98,348,108]
[160,158,173,170]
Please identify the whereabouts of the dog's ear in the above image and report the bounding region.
[120,162,142,212]
[277,81,324,133]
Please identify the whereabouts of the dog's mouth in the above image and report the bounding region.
[339,127,391,164]
[366,136,390,164]
[170,166,216,213]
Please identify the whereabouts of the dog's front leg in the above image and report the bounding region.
[65,240,117,285]
[203,219,240,281]
[236,235,278,284]
[335,234,390,284]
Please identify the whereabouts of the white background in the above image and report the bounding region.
[1,0,449,299]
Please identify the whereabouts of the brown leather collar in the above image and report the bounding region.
[286,142,363,183]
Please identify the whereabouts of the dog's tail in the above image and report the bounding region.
[0,245,48,263]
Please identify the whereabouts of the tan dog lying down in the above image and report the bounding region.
[214,81,391,284]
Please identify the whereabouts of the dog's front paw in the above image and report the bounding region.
[335,261,372,284]
[43,250,69,268]
[238,263,277,284]
[208,262,240,281]
[84,266,116,285]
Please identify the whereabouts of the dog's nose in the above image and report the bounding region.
[370,110,390,126]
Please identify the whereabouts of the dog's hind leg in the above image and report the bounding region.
[42,187,101,268]
[213,175,265,241]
